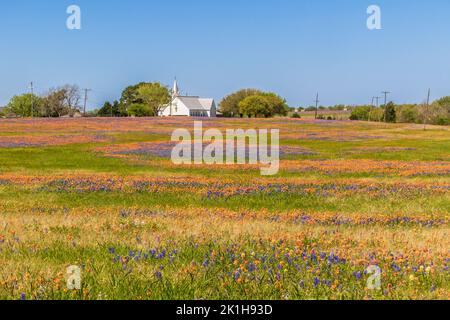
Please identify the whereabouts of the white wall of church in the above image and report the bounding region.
[160,98,190,117]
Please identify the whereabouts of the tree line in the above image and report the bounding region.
[96,86,289,118]
[1,82,449,125]
[1,85,83,118]
[348,98,450,126]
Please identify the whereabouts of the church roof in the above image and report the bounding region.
[176,96,215,111]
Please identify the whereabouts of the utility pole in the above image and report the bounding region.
[314,93,320,120]
[382,91,390,122]
[30,82,34,118]
[83,88,92,117]
[369,97,376,122]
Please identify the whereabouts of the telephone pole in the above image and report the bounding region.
[382,91,390,122]
[314,93,320,120]
[83,88,92,116]
[369,97,376,121]
[375,96,380,108]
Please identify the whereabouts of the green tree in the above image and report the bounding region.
[397,104,419,123]
[434,96,450,125]
[6,94,43,117]
[420,100,450,126]
[435,96,450,109]
[259,92,289,116]
[238,95,272,118]
[128,103,152,117]
[383,102,397,123]
[349,106,371,121]
[119,82,151,116]
[219,89,263,117]
[98,100,121,117]
[137,82,171,117]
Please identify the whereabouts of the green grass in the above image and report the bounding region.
[0,118,448,300]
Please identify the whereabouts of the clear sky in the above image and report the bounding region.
[1,0,449,108]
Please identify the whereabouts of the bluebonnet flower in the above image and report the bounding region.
[323,280,332,287]
[313,277,320,287]
[391,264,401,272]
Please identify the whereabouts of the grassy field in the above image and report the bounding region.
[0,117,448,300]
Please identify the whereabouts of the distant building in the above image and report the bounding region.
[159,80,217,117]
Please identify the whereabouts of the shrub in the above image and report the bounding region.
[383,102,397,123]
[350,106,371,121]
[291,113,301,119]
[127,103,152,117]
[397,105,419,123]
[368,108,384,122]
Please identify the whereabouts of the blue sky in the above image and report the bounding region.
[1,0,449,108]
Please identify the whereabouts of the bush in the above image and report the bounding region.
[419,102,450,126]
[238,93,289,118]
[368,108,384,122]
[291,113,301,119]
[397,105,419,123]
[436,117,450,126]
[350,106,371,121]
[383,102,397,123]
[128,103,152,117]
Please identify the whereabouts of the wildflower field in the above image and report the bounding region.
[0,117,448,300]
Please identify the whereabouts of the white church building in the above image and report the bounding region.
[159,80,217,118]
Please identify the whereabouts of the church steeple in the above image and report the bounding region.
[173,78,180,98]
